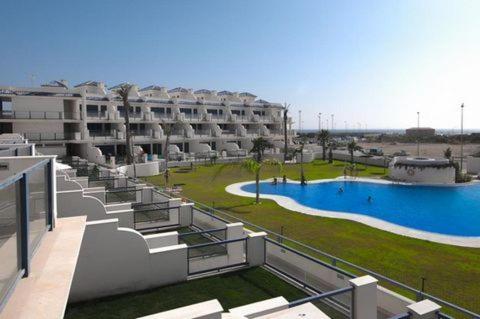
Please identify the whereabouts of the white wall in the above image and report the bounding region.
[57,189,134,228]
[117,161,160,177]
[389,166,455,184]
[467,156,480,174]
[69,218,188,302]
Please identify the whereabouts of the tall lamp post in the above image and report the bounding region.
[318,113,322,131]
[416,111,420,156]
[460,103,464,172]
[331,114,334,130]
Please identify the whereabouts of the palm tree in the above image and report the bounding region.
[317,129,329,161]
[161,120,172,187]
[293,136,308,185]
[250,137,273,162]
[114,84,134,165]
[328,142,334,164]
[444,147,452,161]
[347,140,362,163]
[283,103,290,163]
[242,158,282,203]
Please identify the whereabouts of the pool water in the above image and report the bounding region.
[240,181,480,237]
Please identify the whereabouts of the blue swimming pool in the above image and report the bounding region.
[240,181,480,237]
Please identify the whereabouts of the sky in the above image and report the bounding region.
[1,0,479,130]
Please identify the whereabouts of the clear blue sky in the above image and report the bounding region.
[1,0,479,130]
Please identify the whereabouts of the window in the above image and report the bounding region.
[0,181,20,304]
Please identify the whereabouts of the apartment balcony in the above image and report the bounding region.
[0,110,80,120]
[152,112,173,121]
[194,129,212,137]
[86,110,109,120]
[89,131,121,141]
[210,114,227,122]
[24,132,78,141]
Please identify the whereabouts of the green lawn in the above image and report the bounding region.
[65,268,308,319]
[145,160,480,315]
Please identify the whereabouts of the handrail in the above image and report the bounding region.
[387,313,411,319]
[288,286,353,308]
[134,205,180,213]
[179,227,226,237]
[265,238,355,279]
[187,237,246,249]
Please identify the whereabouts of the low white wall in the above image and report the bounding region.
[467,156,480,174]
[389,166,455,184]
[57,189,134,228]
[145,231,179,249]
[69,219,188,302]
[117,161,160,177]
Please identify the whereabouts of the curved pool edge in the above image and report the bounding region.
[225,177,480,248]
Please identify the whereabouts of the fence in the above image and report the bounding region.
[0,158,54,310]
[156,193,480,319]
[187,237,248,275]
[105,187,139,204]
[132,201,179,232]
[88,177,116,189]
[288,286,354,319]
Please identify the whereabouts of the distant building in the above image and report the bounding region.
[405,127,435,137]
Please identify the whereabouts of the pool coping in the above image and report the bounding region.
[225,177,480,248]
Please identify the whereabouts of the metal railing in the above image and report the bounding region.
[105,187,139,204]
[0,110,78,120]
[133,202,179,232]
[24,132,75,141]
[179,227,227,245]
[288,286,354,318]
[155,194,480,319]
[186,237,248,275]
[88,176,117,189]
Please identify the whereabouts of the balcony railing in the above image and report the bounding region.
[152,112,173,120]
[86,111,107,119]
[24,132,75,141]
[0,110,78,120]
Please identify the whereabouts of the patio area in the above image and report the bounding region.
[64,267,309,319]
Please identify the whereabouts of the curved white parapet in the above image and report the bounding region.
[225,177,480,248]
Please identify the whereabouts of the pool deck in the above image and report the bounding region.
[226,177,480,248]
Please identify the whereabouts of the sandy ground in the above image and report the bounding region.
[359,142,480,158]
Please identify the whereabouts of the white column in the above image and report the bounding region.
[349,275,378,319]
[407,300,441,319]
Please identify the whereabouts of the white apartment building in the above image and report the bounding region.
[0,80,294,162]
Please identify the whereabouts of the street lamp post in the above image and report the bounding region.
[417,112,420,156]
[331,114,334,130]
[318,113,322,131]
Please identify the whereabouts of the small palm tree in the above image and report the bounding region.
[242,158,282,203]
[251,137,273,162]
[328,142,334,164]
[317,129,330,161]
[444,147,452,162]
[114,84,134,165]
[293,136,308,185]
[161,120,172,187]
[347,140,362,163]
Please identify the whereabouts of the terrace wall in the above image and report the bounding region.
[69,218,188,302]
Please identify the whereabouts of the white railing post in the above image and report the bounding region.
[246,232,267,267]
[349,275,378,319]
[407,300,441,319]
